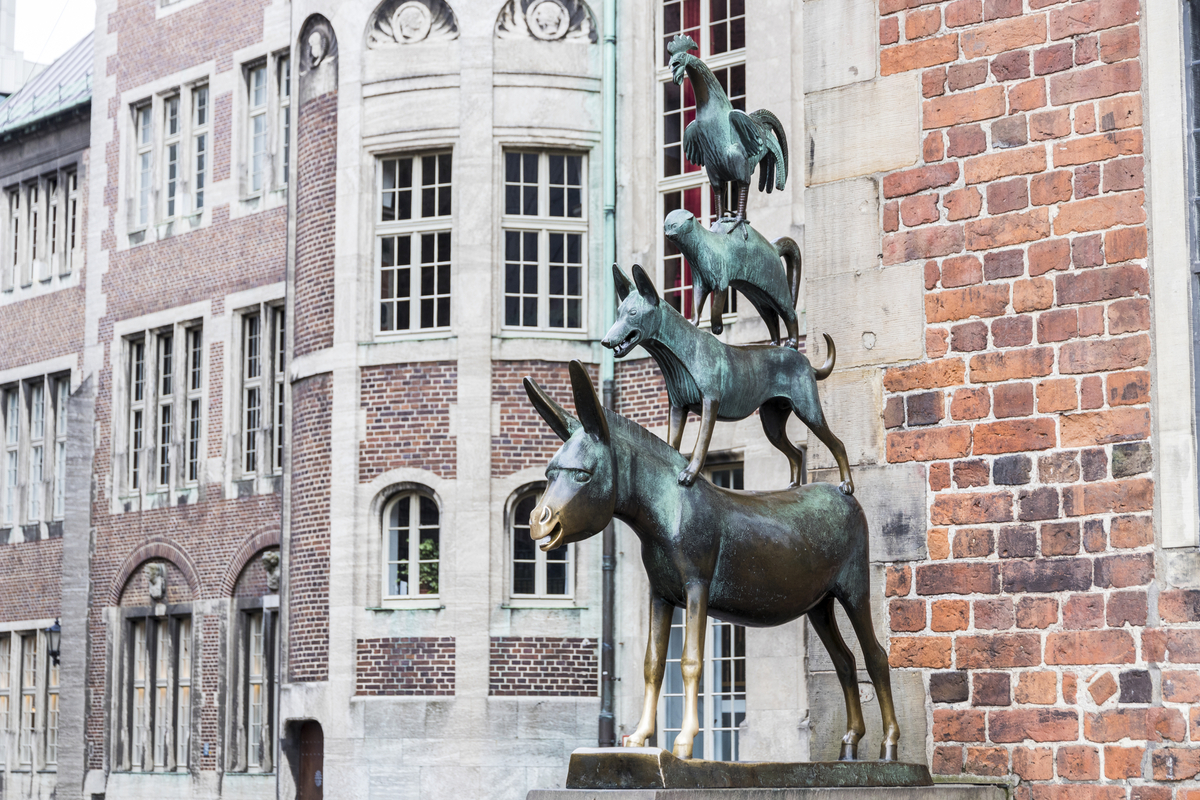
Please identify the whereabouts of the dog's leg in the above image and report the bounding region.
[668,405,688,452]
[760,400,806,487]
[679,397,719,486]
[813,423,854,495]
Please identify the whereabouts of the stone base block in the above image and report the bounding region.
[553,747,938,791]
[529,788,1005,800]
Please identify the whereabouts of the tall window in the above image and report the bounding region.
[19,633,36,766]
[54,379,69,519]
[193,86,209,211]
[0,635,9,737]
[278,56,291,186]
[125,614,191,771]
[511,490,572,597]
[1,376,68,532]
[4,387,18,526]
[658,0,745,318]
[27,381,44,521]
[46,643,59,765]
[240,53,289,201]
[502,152,587,331]
[377,153,453,333]
[6,188,19,290]
[136,104,153,228]
[384,491,440,597]
[238,609,276,771]
[126,324,203,495]
[28,183,39,278]
[62,172,79,276]
[248,63,268,194]
[238,306,284,480]
[164,95,181,218]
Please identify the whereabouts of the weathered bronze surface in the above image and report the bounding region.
[523,363,896,762]
[663,210,800,345]
[565,748,932,790]
[601,266,852,492]
[668,34,788,223]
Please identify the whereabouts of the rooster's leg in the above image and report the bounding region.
[734,185,750,239]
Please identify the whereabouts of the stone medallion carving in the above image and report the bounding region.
[261,550,281,593]
[495,0,597,42]
[145,563,166,602]
[300,15,338,75]
[367,0,459,47]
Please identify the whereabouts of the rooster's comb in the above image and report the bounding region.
[667,34,698,57]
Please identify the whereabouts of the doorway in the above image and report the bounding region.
[298,720,324,800]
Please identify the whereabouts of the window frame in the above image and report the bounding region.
[508,486,575,600]
[118,608,193,773]
[241,51,291,204]
[381,489,442,600]
[229,602,277,773]
[192,84,210,213]
[235,302,285,484]
[0,374,70,536]
[375,151,455,337]
[500,150,589,334]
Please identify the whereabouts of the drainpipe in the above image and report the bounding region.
[598,0,618,750]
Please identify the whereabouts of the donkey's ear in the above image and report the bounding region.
[523,376,580,442]
[612,264,633,301]
[631,264,660,306]
[569,360,610,444]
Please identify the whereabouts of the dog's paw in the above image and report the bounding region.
[678,470,698,487]
[839,480,854,496]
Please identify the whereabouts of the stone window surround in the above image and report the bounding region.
[0,165,81,297]
[381,488,443,601]
[0,620,60,773]
[507,482,577,602]
[237,49,291,212]
[226,597,278,774]
[0,356,77,542]
[363,470,454,611]
[231,300,286,489]
[1144,0,1199,548]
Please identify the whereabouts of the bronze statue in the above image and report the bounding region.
[664,209,800,347]
[523,362,897,761]
[668,34,788,225]
[602,265,853,493]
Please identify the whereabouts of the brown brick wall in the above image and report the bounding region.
[489,636,598,697]
[492,360,597,477]
[360,362,457,481]
[293,90,337,358]
[872,1,1199,793]
[0,539,62,623]
[355,637,455,696]
[614,357,670,430]
[288,374,331,682]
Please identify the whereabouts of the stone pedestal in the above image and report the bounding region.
[529,788,1005,800]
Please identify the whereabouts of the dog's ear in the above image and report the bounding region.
[612,264,633,302]
[631,264,660,307]
[524,376,580,442]
[569,361,610,445]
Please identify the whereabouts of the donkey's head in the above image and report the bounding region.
[522,361,617,552]
[602,264,666,359]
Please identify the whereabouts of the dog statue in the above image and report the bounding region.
[602,264,853,494]
[663,209,800,348]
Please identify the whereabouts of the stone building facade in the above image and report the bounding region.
[0,0,1198,798]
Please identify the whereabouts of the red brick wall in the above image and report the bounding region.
[492,360,597,477]
[614,357,670,429]
[293,90,337,358]
[871,0,1200,793]
[360,362,457,481]
[489,636,598,696]
[0,539,62,623]
[288,375,331,682]
[355,637,455,696]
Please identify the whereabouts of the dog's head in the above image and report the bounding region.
[602,264,664,359]
[663,209,697,245]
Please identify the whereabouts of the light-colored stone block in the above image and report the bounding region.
[806,262,924,370]
[805,74,921,186]
[804,178,880,282]
[854,462,930,563]
[807,669,927,766]
[804,366,884,471]
[803,0,878,94]
[805,563,887,675]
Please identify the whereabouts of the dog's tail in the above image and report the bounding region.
[774,236,801,310]
[813,333,836,380]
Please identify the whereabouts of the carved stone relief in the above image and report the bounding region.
[300,15,338,75]
[145,563,166,602]
[367,0,459,47]
[495,0,597,42]
[261,550,281,593]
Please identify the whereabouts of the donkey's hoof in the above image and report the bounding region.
[839,480,854,496]
[880,743,899,762]
[838,742,858,761]
[672,743,694,759]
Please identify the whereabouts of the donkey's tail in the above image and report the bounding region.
[813,333,836,380]
[774,236,801,311]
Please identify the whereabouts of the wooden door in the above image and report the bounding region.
[298,720,324,800]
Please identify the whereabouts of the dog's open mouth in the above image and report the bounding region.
[613,330,640,358]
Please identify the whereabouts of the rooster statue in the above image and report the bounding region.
[669,34,789,226]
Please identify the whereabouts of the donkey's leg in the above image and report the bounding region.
[807,595,866,761]
[841,588,901,761]
[627,595,674,747]
[679,397,720,486]
[760,400,806,487]
[668,406,688,452]
[674,582,710,759]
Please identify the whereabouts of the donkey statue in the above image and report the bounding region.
[523,361,900,762]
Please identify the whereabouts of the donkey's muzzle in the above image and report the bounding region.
[529,505,566,551]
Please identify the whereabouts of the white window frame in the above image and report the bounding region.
[375,151,454,336]
[234,607,276,773]
[277,56,291,188]
[4,386,19,528]
[121,611,192,773]
[235,303,284,483]
[241,51,290,204]
[27,181,41,283]
[53,377,69,520]
[134,103,154,230]
[1145,0,1198,547]
[18,632,36,766]
[0,634,10,738]
[192,84,209,213]
[1,375,69,535]
[501,150,589,333]
[509,488,574,599]
[382,490,441,599]
[128,83,210,239]
[163,94,182,220]
[64,170,79,276]
[27,381,44,522]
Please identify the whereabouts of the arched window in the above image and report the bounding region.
[384,491,440,597]
[510,490,571,597]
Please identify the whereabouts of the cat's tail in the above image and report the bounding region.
[813,333,836,380]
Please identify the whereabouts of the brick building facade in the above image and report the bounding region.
[1,0,1198,797]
